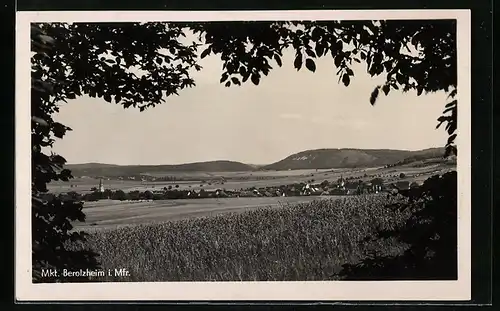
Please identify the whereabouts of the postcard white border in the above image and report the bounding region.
[16,9,472,301]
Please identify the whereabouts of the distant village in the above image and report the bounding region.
[51,173,426,203]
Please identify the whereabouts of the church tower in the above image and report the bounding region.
[98,178,105,193]
[338,175,345,190]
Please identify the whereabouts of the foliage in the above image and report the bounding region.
[31,27,100,282]
[370,177,384,186]
[189,20,457,156]
[68,196,411,282]
[338,171,457,280]
[31,20,457,281]
[31,21,202,280]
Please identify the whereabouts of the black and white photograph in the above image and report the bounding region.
[16,10,471,301]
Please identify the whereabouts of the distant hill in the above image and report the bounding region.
[66,160,255,177]
[66,147,449,177]
[390,148,452,166]
[261,147,447,171]
[64,163,120,170]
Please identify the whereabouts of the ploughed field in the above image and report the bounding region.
[69,194,413,282]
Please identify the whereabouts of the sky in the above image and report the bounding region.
[51,47,449,165]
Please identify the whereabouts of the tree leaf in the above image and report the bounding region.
[225,81,231,87]
[305,58,316,73]
[370,86,380,105]
[251,73,260,85]
[274,55,282,67]
[220,72,229,83]
[447,134,457,145]
[200,48,211,59]
[305,49,315,58]
[104,94,112,103]
[294,53,303,71]
[342,74,350,87]
[39,34,55,45]
[32,116,49,127]
[315,43,325,57]
[311,27,322,40]
[52,122,67,139]
[231,77,241,86]
[335,40,343,52]
[334,55,343,68]
[239,66,247,76]
[382,84,390,96]
[383,61,392,71]
[445,99,457,108]
[396,73,405,85]
[447,121,457,135]
[242,72,250,83]
[443,106,455,114]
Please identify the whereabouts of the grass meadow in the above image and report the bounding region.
[73,194,412,282]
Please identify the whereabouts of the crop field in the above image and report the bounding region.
[75,196,335,231]
[71,194,412,282]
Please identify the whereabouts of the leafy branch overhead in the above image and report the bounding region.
[190,20,457,156]
[32,22,201,112]
[33,20,457,158]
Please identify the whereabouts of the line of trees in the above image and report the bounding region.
[63,189,208,201]
[61,177,391,203]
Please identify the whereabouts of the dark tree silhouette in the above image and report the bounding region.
[338,171,457,280]
[112,189,127,201]
[31,27,101,282]
[370,177,384,186]
[31,20,457,281]
[143,191,154,200]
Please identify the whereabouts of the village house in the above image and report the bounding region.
[252,189,261,196]
[300,183,322,196]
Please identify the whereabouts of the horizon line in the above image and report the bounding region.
[65,146,445,167]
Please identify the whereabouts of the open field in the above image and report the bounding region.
[71,195,412,282]
[50,162,455,194]
[145,168,340,178]
[75,196,335,231]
